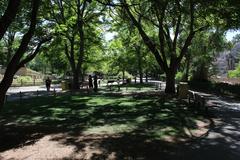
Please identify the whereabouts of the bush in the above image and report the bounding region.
[189,80,240,97]
[16,76,33,83]
[228,64,240,78]
[176,72,184,81]
[117,71,133,79]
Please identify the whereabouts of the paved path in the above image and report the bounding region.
[182,94,240,160]
[6,85,62,101]
[7,85,62,93]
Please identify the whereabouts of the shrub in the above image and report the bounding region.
[176,72,184,81]
[189,80,240,97]
[16,76,33,83]
[117,71,133,79]
[228,64,240,78]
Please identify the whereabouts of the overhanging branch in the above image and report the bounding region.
[17,37,52,69]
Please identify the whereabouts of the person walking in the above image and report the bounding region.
[88,75,93,89]
[45,77,52,92]
[93,74,98,92]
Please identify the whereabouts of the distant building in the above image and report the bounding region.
[0,67,43,80]
[214,43,240,77]
[227,54,236,70]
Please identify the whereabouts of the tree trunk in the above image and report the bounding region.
[81,68,85,82]
[122,70,125,82]
[0,92,6,110]
[76,0,85,86]
[0,75,14,110]
[140,71,143,84]
[145,71,148,82]
[0,0,40,109]
[136,45,143,84]
[183,54,190,82]
[72,69,80,90]
[165,71,176,94]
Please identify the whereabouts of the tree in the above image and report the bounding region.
[0,0,51,109]
[98,0,212,93]
[190,30,228,81]
[47,0,104,89]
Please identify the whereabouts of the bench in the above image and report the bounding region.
[107,80,115,86]
[79,81,89,89]
[107,80,121,91]
[188,90,207,112]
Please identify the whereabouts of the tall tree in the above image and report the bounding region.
[0,0,51,109]
[48,0,104,89]
[97,0,223,93]
[121,0,213,93]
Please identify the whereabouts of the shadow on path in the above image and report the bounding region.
[182,93,240,160]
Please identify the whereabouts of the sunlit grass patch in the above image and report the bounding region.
[1,92,208,142]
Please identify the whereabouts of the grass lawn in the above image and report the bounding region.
[0,89,209,159]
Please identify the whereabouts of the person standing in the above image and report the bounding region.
[88,75,93,89]
[45,77,51,92]
[93,74,98,92]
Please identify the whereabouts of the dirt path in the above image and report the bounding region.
[182,94,240,160]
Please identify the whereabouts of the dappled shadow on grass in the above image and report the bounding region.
[0,92,207,159]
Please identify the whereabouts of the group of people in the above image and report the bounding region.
[45,74,99,92]
[88,74,98,92]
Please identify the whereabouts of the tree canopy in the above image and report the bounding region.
[1,0,240,108]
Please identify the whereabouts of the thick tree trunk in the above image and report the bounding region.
[145,71,148,82]
[0,73,14,110]
[0,0,40,109]
[0,92,6,109]
[140,72,143,84]
[81,68,85,82]
[76,0,85,86]
[165,71,176,94]
[72,70,80,90]
[136,45,143,84]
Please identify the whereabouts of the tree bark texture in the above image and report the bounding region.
[0,0,40,109]
[165,71,176,93]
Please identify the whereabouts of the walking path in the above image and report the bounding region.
[182,93,240,160]
[6,85,62,101]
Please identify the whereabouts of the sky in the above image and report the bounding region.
[104,32,117,41]
[105,30,240,42]
[226,30,240,41]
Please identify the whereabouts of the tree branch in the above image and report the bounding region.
[64,43,71,64]
[173,0,181,51]
[121,0,167,72]
[17,37,52,69]
[155,3,168,69]
[0,0,21,40]
[6,0,41,73]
